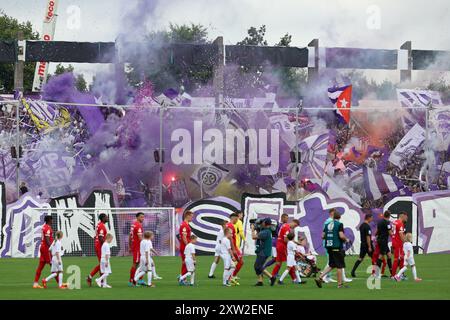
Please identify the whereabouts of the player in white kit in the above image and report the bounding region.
[134,231,157,287]
[279,232,304,285]
[208,220,227,278]
[96,233,114,288]
[394,233,422,282]
[179,235,197,286]
[220,228,237,287]
[42,231,66,289]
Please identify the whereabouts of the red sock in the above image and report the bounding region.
[272,264,281,277]
[381,259,386,274]
[233,259,243,276]
[56,274,60,284]
[289,267,296,280]
[90,265,100,278]
[34,261,46,282]
[392,259,399,275]
[181,263,187,275]
[130,265,136,282]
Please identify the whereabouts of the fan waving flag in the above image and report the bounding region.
[328,85,352,123]
[296,132,329,180]
[362,166,411,200]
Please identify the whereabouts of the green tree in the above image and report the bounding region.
[48,63,87,92]
[0,11,39,92]
[126,23,211,94]
[237,25,268,46]
[274,33,307,99]
[54,63,74,75]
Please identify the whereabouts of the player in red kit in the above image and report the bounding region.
[226,213,243,285]
[179,211,193,278]
[391,211,408,276]
[87,213,109,286]
[129,212,144,286]
[270,214,299,286]
[33,216,56,288]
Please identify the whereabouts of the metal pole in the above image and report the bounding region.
[15,102,20,198]
[295,106,299,200]
[424,105,430,191]
[159,108,164,206]
[14,31,24,199]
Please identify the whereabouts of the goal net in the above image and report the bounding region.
[4,207,176,258]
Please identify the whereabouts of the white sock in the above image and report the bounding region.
[324,265,330,279]
[180,272,191,281]
[411,266,418,279]
[152,265,158,277]
[343,269,347,279]
[102,276,108,286]
[134,271,145,282]
[397,266,407,277]
[295,270,301,283]
[97,273,108,284]
[279,269,289,282]
[45,273,57,282]
[58,273,63,287]
[190,272,195,285]
[209,262,218,277]
[147,271,153,286]
[223,269,230,284]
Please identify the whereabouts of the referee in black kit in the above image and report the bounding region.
[351,213,373,277]
[372,210,393,277]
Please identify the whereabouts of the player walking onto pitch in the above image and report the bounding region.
[96,233,114,288]
[134,231,158,287]
[208,220,227,278]
[314,211,350,289]
[226,213,243,284]
[269,214,299,286]
[129,212,145,286]
[33,216,58,288]
[351,213,373,277]
[278,232,304,285]
[87,213,108,287]
[179,235,198,286]
[179,211,193,279]
[372,210,393,278]
[42,231,66,289]
[394,233,422,282]
[391,212,408,277]
[221,228,237,287]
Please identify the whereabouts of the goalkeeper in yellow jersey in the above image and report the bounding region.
[232,211,246,279]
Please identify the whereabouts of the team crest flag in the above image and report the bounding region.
[190,163,229,195]
[328,85,352,123]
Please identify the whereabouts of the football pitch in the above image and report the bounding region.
[0,254,449,300]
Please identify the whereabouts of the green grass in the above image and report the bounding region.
[0,254,449,300]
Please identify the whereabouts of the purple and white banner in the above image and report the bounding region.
[413,190,450,253]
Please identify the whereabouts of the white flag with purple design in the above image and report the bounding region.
[388,123,425,169]
[296,132,329,180]
[363,166,410,200]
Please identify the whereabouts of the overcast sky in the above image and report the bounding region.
[2,0,449,83]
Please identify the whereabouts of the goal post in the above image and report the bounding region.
[12,207,176,258]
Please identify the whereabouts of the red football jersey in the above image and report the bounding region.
[41,224,53,249]
[226,222,237,248]
[95,222,108,247]
[130,221,143,251]
[179,221,191,250]
[277,223,291,245]
[392,219,405,246]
